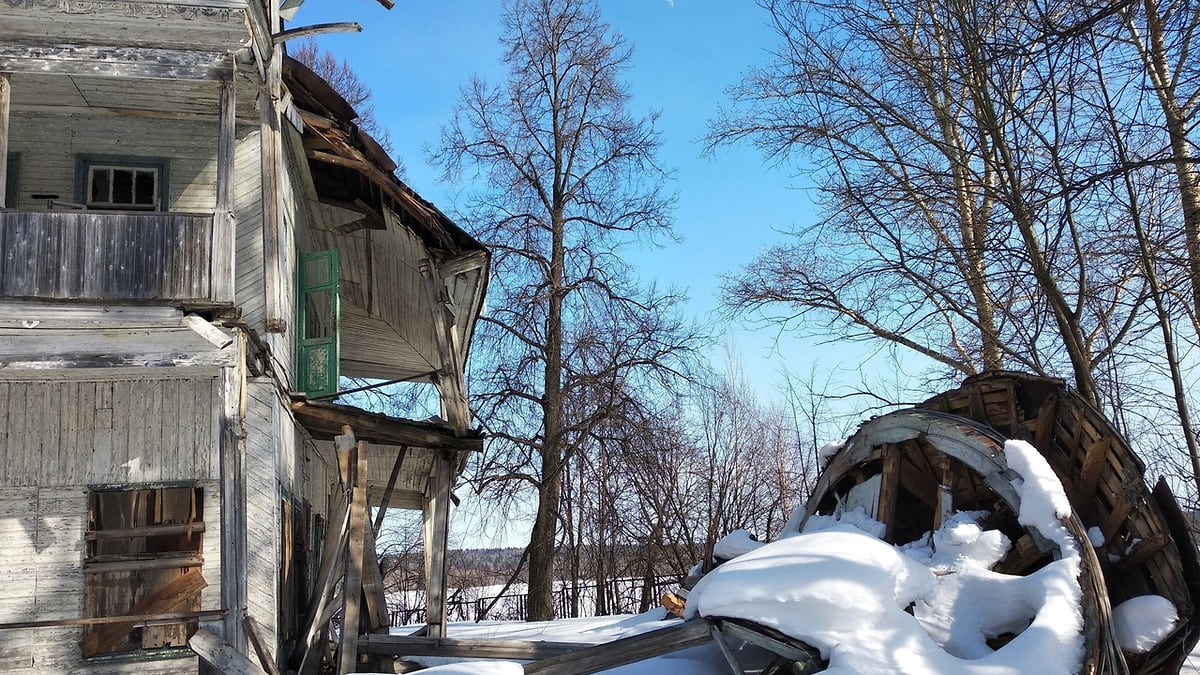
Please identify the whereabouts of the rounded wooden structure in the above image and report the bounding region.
[800,371,1200,674]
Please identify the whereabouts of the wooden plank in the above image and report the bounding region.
[1115,533,1171,573]
[79,568,206,657]
[876,445,901,539]
[0,608,223,630]
[189,629,268,675]
[85,521,206,540]
[360,518,390,631]
[339,442,370,674]
[522,619,713,675]
[1076,437,1111,521]
[373,446,407,535]
[211,74,236,303]
[0,43,234,81]
[424,452,453,638]
[714,618,823,669]
[244,613,283,675]
[83,553,204,574]
[294,489,351,674]
[358,634,589,660]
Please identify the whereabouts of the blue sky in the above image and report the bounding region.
[290,1,847,395]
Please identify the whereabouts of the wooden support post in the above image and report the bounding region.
[219,366,248,652]
[423,452,453,638]
[295,487,351,675]
[339,441,369,674]
[0,72,9,208]
[933,453,954,532]
[374,446,407,535]
[190,629,269,675]
[877,446,901,540]
[211,72,236,302]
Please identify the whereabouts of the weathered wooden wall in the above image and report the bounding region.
[7,113,219,212]
[0,211,214,302]
[235,128,266,332]
[0,1,248,54]
[0,372,223,674]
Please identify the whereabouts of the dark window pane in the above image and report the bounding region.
[305,290,332,339]
[134,170,156,206]
[112,169,133,204]
[90,169,110,203]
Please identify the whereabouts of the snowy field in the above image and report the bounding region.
[397,440,1190,674]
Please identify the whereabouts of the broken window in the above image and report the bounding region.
[81,484,205,658]
[75,155,167,211]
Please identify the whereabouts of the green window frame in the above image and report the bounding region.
[298,249,341,398]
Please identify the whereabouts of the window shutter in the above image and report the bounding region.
[298,249,340,398]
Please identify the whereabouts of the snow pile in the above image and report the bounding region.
[685,441,1088,674]
[713,529,764,560]
[1113,595,1179,654]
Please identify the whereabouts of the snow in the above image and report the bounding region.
[712,529,764,560]
[1113,595,1179,654]
[1087,526,1105,547]
[387,438,1171,674]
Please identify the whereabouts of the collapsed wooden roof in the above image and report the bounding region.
[804,371,1200,675]
[282,56,484,258]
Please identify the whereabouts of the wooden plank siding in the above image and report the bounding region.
[243,380,281,666]
[0,211,214,302]
[235,128,267,332]
[0,2,248,56]
[0,478,221,673]
[8,113,219,213]
[0,376,219,486]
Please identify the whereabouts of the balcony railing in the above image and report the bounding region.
[0,209,233,305]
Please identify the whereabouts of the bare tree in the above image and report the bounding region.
[432,0,699,620]
[708,0,1157,407]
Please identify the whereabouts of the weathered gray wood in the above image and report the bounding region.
[522,619,714,675]
[423,452,454,638]
[373,446,407,535]
[0,608,223,630]
[190,629,269,675]
[0,43,233,81]
[84,522,207,540]
[272,22,361,44]
[212,74,237,303]
[295,489,351,675]
[244,613,283,675]
[0,73,9,208]
[713,619,823,671]
[0,211,219,303]
[219,366,248,653]
[339,442,369,674]
[358,635,590,660]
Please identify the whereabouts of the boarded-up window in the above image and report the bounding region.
[81,485,205,658]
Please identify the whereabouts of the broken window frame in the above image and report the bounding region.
[81,482,205,660]
[74,155,168,212]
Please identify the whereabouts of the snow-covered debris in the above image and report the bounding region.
[818,439,845,468]
[1113,595,1179,654]
[713,529,764,560]
[682,440,1088,675]
[1087,526,1105,548]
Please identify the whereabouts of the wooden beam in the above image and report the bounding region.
[83,554,204,573]
[244,613,283,675]
[295,488,351,675]
[358,635,589,660]
[80,569,206,657]
[211,73,236,303]
[273,22,362,44]
[1076,437,1111,521]
[291,402,483,451]
[85,522,206,540]
[340,442,370,674]
[423,453,453,638]
[0,609,223,630]
[189,629,269,675]
[0,73,8,208]
[0,44,233,81]
[374,447,408,535]
[522,619,713,675]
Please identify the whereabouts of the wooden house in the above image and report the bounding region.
[0,1,488,673]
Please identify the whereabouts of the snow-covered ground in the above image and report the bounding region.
[398,440,1187,674]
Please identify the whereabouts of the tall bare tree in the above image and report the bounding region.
[708,0,1155,407]
[433,0,698,620]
